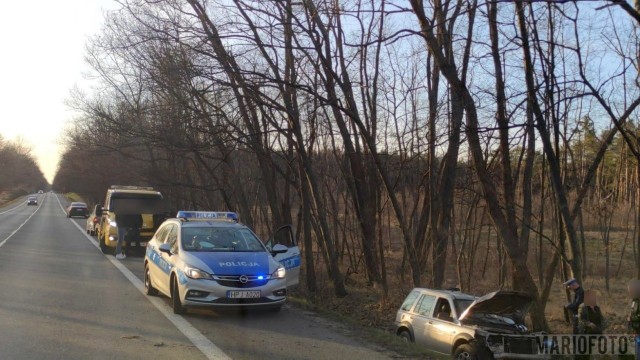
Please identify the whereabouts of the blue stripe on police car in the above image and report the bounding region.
[279,255,301,270]
[147,246,172,274]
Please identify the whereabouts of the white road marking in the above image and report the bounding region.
[54,194,231,360]
[0,194,45,247]
[55,193,67,213]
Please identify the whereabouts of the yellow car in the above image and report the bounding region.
[95,185,166,254]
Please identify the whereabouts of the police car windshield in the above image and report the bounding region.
[181,227,266,252]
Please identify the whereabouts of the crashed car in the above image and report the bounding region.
[395,288,545,359]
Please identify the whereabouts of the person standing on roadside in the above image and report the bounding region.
[564,278,584,334]
[114,213,139,260]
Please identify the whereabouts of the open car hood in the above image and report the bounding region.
[459,290,532,324]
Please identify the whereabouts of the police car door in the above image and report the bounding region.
[267,225,300,288]
[148,224,170,294]
[155,224,177,295]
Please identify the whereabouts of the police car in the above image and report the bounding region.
[144,211,300,314]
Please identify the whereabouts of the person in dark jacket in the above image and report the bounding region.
[579,290,604,334]
[575,290,604,360]
[620,281,640,360]
[114,213,142,260]
[629,280,640,335]
[564,278,584,334]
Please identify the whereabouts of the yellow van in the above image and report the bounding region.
[96,186,166,254]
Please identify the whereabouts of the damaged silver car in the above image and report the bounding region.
[395,288,546,359]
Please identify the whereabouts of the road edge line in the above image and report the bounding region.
[0,194,45,248]
[54,194,231,360]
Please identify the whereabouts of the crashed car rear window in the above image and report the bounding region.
[416,295,436,316]
[400,290,420,311]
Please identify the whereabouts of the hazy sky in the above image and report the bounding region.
[0,1,117,183]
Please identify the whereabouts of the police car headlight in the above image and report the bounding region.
[272,266,286,279]
[185,266,213,280]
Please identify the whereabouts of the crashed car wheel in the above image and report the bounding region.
[398,330,412,343]
[453,344,476,360]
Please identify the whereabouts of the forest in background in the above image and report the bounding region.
[52,0,640,331]
[0,136,48,201]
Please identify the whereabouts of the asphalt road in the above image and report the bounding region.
[0,193,396,360]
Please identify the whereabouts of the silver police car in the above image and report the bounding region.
[144,211,301,313]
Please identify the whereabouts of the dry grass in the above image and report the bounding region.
[545,229,636,334]
[294,227,639,339]
[0,192,22,207]
[64,192,85,203]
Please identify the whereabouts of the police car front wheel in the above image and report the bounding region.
[144,265,158,296]
[171,277,187,315]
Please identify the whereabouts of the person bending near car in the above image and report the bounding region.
[579,289,604,334]
[114,213,142,260]
[575,289,604,360]
[564,278,584,334]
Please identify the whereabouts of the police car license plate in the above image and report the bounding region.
[227,290,261,299]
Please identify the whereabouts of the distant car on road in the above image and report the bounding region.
[27,196,38,206]
[144,211,300,314]
[67,202,89,218]
[86,205,101,236]
[37,190,44,194]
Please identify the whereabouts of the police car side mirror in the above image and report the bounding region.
[272,244,288,255]
[159,243,172,255]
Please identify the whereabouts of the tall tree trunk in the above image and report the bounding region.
[410,0,546,330]
[514,0,583,283]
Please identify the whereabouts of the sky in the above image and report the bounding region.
[0,1,117,183]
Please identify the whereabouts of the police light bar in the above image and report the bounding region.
[176,211,239,222]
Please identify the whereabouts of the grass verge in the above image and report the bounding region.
[64,192,85,203]
[288,295,446,359]
[0,195,26,208]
